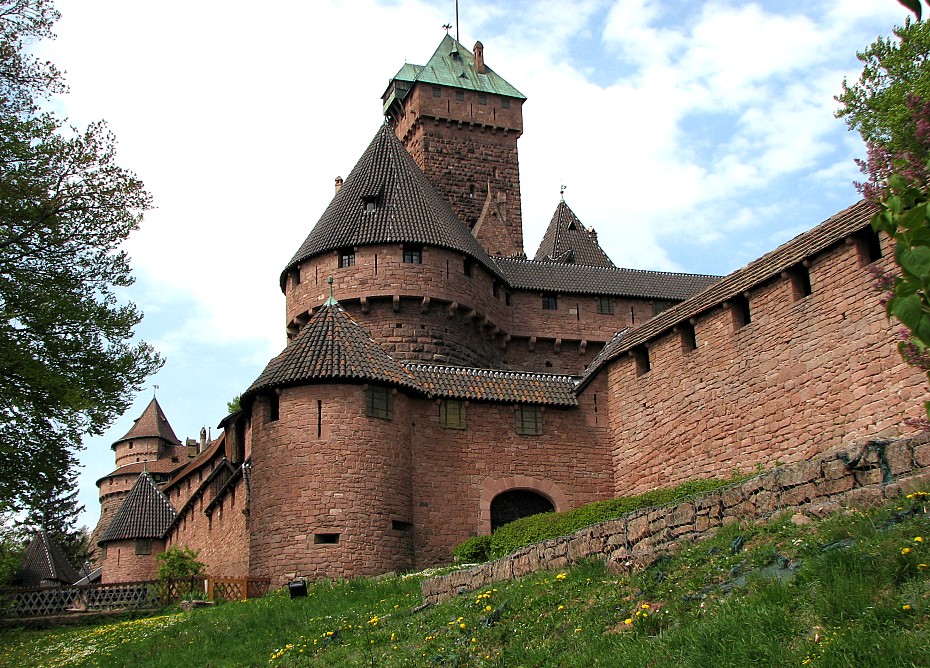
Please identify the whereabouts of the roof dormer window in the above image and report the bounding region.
[362,195,378,212]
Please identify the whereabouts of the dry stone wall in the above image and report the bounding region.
[422,434,930,605]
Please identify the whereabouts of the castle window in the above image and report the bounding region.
[478,93,487,105]
[856,226,883,265]
[596,296,613,315]
[632,345,650,375]
[505,292,512,306]
[432,85,441,98]
[339,248,355,268]
[788,264,812,300]
[403,245,423,264]
[456,90,464,101]
[391,520,412,531]
[501,97,510,109]
[731,294,752,329]
[135,539,151,555]
[653,300,674,316]
[440,399,466,429]
[288,267,300,286]
[314,533,340,545]
[493,281,501,298]
[464,258,473,277]
[515,405,543,435]
[680,322,698,353]
[542,293,558,310]
[366,385,393,420]
[267,394,279,422]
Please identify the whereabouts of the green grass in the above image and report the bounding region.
[2,491,930,667]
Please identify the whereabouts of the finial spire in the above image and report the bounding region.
[152,384,159,397]
[560,183,567,201]
[324,276,338,306]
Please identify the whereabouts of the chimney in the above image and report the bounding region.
[588,226,598,244]
[334,176,343,193]
[474,41,485,74]
[199,426,207,452]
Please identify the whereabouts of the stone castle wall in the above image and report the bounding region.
[422,434,930,605]
[100,539,165,584]
[605,236,928,497]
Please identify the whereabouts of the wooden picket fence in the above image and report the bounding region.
[0,576,271,619]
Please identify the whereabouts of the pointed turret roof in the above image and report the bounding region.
[98,472,177,544]
[18,530,80,587]
[281,124,503,288]
[245,301,420,397]
[111,397,181,449]
[382,34,525,110]
[534,200,615,267]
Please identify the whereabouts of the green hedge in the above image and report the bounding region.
[452,535,492,563]
[451,476,743,562]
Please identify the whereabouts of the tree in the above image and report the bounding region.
[15,470,90,567]
[835,17,930,169]
[0,0,162,511]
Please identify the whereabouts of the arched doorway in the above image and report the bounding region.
[490,490,554,531]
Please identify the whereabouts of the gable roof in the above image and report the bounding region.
[382,35,525,108]
[578,199,878,389]
[98,472,177,544]
[534,200,615,267]
[112,397,181,448]
[406,363,578,406]
[18,530,80,587]
[161,434,226,495]
[282,124,503,288]
[493,256,720,300]
[245,301,420,397]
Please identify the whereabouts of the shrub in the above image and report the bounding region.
[156,546,206,580]
[452,535,492,563]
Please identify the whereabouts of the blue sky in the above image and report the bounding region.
[38,0,912,528]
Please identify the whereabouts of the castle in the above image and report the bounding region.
[93,36,927,585]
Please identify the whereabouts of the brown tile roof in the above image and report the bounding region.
[161,435,226,495]
[166,461,237,533]
[98,472,177,544]
[405,363,578,406]
[281,124,504,290]
[493,256,720,300]
[245,301,420,397]
[18,530,80,587]
[578,199,878,388]
[96,447,190,485]
[112,397,181,448]
[534,200,615,267]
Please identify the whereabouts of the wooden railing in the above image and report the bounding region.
[0,576,271,619]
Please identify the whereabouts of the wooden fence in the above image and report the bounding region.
[0,576,271,619]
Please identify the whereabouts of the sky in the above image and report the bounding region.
[35,0,913,529]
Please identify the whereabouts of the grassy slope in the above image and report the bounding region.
[3,492,930,668]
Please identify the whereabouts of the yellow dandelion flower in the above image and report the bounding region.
[918,563,928,570]
[624,618,633,625]
[915,537,924,543]
[642,603,650,609]
[485,605,492,612]
[460,623,467,629]
[558,605,565,611]
[556,573,568,580]
[902,547,912,555]
[903,604,912,611]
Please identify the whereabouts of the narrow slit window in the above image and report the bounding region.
[391,520,412,531]
[731,295,751,329]
[632,345,650,376]
[789,265,812,300]
[857,227,883,265]
[680,322,697,353]
[267,394,279,422]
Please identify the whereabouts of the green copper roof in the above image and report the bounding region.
[385,35,525,105]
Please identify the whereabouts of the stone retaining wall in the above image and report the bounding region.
[421,434,930,605]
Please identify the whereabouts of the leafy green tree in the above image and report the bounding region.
[226,394,241,415]
[0,0,162,511]
[836,17,930,166]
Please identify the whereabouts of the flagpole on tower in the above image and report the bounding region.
[456,0,459,42]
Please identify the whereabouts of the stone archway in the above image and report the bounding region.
[479,475,568,534]
[490,489,554,531]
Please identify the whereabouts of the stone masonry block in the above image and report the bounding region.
[885,440,915,476]
[914,443,930,468]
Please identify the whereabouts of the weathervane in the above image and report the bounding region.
[443,23,452,34]
[560,183,567,201]
[152,384,159,397]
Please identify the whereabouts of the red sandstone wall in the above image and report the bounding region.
[604,239,929,495]
[167,478,249,577]
[113,435,162,468]
[393,84,524,250]
[100,539,164,583]
[249,384,415,584]
[409,371,613,567]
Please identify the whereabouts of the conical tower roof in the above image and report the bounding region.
[281,124,503,288]
[18,530,80,586]
[245,300,420,397]
[98,472,177,544]
[534,200,615,267]
[111,397,181,449]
